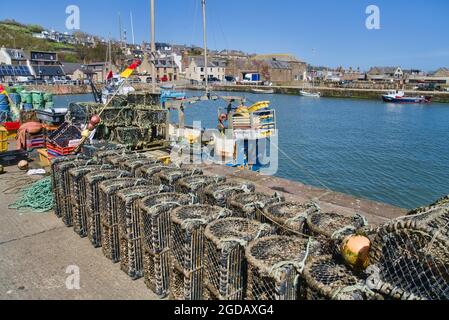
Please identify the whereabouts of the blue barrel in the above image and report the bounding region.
[22,103,33,111]
[9,93,21,106]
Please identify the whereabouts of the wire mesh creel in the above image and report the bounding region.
[121,158,161,176]
[366,221,449,300]
[228,192,285,222]
[105,153,149,167]
[246,236,319,300]
[203,217,275,300]
[157,167,204,191]
[303,255,380,300]
[55,159,102,227]
[84,170,132,248]
[51,155,88,218]
[201,181,256,208]
[136,163,171,182]
[69,164,114,237]
[170,205,234,300]
[175,175,226,203]
[117,185,168,280]
[139,193,192,298]
[263,201,320,235]
[99,178,149,263]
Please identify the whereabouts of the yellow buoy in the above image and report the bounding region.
[341,235,371,270]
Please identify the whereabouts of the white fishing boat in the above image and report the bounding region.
[300,90,321,98]
[251,88,275,94]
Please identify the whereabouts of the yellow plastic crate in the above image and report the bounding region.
[0,126,8,152]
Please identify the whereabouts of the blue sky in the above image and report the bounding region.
[2,0,448,71]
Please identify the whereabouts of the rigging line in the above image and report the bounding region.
[191,0,199,47]
[270,141,332,192]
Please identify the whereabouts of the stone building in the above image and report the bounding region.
[186,56,226,82]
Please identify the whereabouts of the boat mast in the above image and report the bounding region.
[150,0,156,94]
[202,0,209,96]
[130,12,136,45]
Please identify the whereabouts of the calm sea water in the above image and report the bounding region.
[54,91,449,209]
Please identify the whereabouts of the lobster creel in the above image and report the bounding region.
[170,205,234,300]
[139,193,191,298]
[203,218,275,300]
[51,155,88,218]
[201,181,255,208]
[105,153,149,167]
[69,164,114,237]
[303,255,381,300]
[306,211,369,254]
[157,167,203,192]
[246,236,320,300]
[99,178,149,263]
[93,149,130,162]
[55,159,101,227]
[175,175,226,203]
[367,221,449,300]
[117,185,168,280]
[263,202,319,235]
[84,170,132,248]
[136,163,170,182]
[228,192,285,222]
[122,158,160,176]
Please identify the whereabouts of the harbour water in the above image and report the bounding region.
[54,91,449,209]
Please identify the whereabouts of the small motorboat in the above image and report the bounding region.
[251,88,275,94]
[299,90,321,98]
[382,91,431,104]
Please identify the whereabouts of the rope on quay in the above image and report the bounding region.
[9,177,54,213]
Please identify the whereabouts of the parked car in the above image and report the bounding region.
[203,76,221,83]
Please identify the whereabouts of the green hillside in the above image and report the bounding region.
[0,20,122,64]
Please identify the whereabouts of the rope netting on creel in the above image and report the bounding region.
[246,236,321,300]
[402,195,449,239]
[175,175,226,203]
[158,168,203,192]
[303,255,381,300]
[203,218,275,300]
[84,170,132,248]
[117,185,168,280]
[139,192,191,298]
[93,149,130,162]
[122,158,161,176]
[201,182,256,208]
[105,152,149,167]
[366,221,449,300]
[99,178,149,263]
[136,163,171,182]
[228,192,285,222]
[263,201,320,235]
[69,164,114,237]
[307,211,369,254]
[170,205,234,300]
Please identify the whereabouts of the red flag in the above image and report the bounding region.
[106,71,113,80]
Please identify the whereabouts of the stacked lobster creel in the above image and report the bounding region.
[263,201,320,235]
[122,157,161,177]
[203,218,275,300]
[116,185,169,280]
[139,193,191,298]
[201,181,256,208]
[51,155,88,219]
[175,175,226,203]
[228,192,285,222]
[169,205,234,300]
[54,158,102,227]
[303,255,382,300]
[136,163,171,182]
[84,170,132,248]
[69,164,114,237]
[99,178,149,263]
[246,235,321,300]
[366,220,449,300]
[157,167,204,192]
[105,152,149,168]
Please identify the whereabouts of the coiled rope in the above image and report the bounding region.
[9,177,54,213]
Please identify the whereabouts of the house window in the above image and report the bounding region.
[201,67,204,72]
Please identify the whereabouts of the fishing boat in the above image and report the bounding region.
[299,90,321,98]
[251,88,274,94]
[382,91,432,104]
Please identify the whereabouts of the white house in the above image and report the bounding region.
[186,56,226,82]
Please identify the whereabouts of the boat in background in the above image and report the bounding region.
[251,88,274,94]
[382,91,432,104]
[300,90,321,98]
